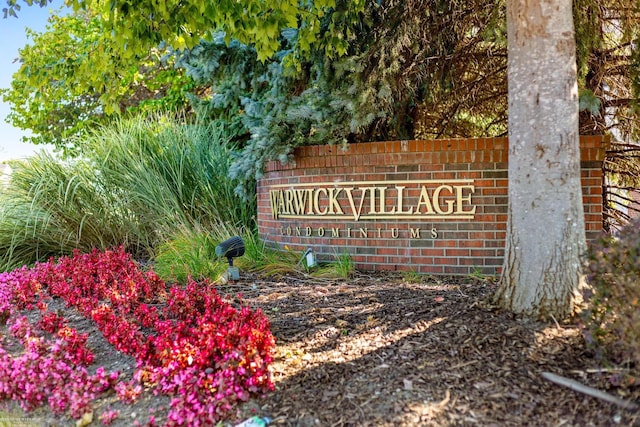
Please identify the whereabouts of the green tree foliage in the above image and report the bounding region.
[2,0,50,18]
[167,0,640,194]
[62,0,365,62]
[176,31,390,195]
[174,1,511,195]
[573,0,640,141]
[5,0,640,179]
[1,10,195,153]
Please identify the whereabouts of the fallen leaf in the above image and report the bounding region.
[76,411,93,427]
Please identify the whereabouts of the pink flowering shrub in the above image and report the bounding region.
[0,247,275,425]
[38,311,67,334]
[56,327,95,366]
[0,316,118,418]
[100,409,120,425]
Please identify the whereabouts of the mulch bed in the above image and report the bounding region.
[227,273,640,427]
[4,272,640,426]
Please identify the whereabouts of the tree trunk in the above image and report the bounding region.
[495,0,586,320]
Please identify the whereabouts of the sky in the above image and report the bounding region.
[0,1,65,162]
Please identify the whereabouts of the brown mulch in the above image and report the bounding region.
[3,273,640,426]
[226,273,640,427]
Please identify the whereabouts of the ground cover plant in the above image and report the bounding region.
[0,247,275,426]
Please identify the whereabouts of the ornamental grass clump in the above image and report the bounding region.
[0,115,255,272]
[584,217,640,367]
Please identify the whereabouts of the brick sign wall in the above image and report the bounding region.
[257,136,606,275]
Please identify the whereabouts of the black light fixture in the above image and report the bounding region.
[215,236,245,280]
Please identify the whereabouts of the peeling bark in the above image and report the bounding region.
[496,0,586,320]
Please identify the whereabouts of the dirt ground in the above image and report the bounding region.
[4,272,640,426]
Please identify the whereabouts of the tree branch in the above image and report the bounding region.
[542,372,639,412]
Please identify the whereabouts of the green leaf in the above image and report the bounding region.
[3,10,196,152]
[579,89,601,116]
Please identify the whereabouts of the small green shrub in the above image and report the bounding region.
[238,234,302,277]
[333,251,355,278]
[153,227,227,284]
[154,226,310,283]
[401,268,422,283]
[583,217,640,366]
[310,251,355,279]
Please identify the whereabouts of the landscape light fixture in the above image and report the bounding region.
[215,236,245,280]
[303,248,317,268]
